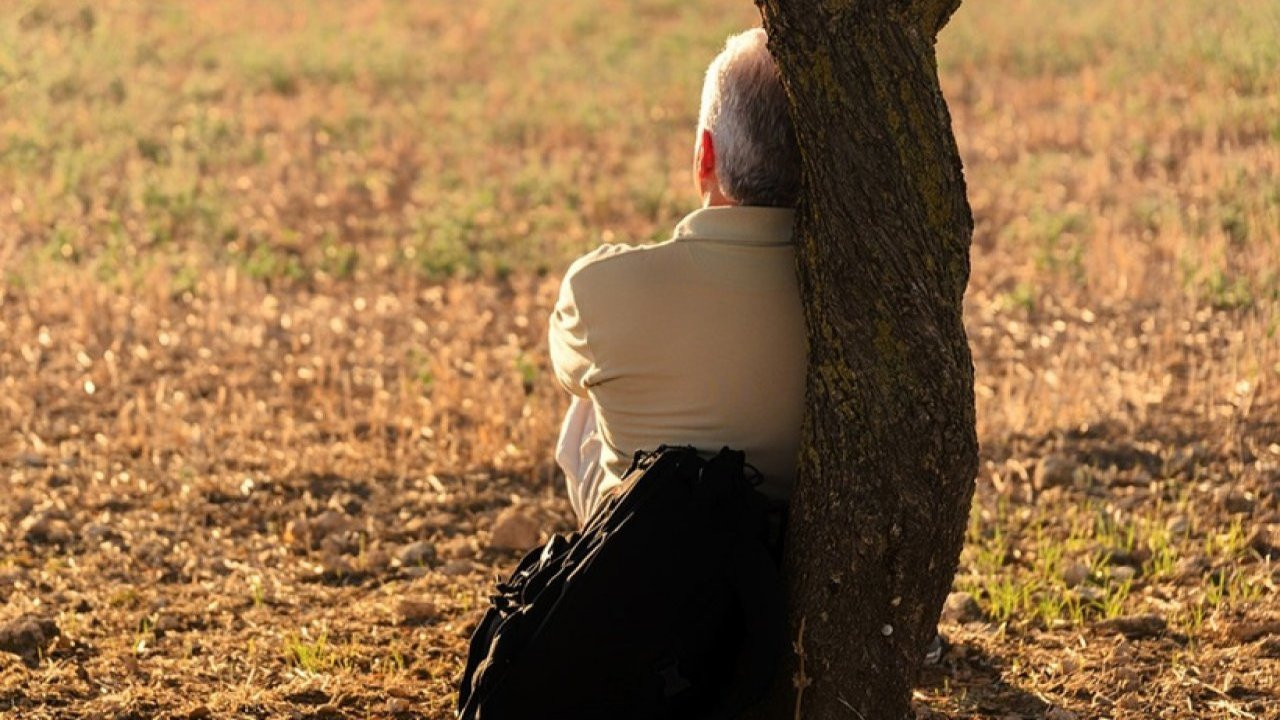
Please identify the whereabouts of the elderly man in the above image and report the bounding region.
[550,28,806,523]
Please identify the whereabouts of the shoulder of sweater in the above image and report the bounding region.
[564,239,681,286]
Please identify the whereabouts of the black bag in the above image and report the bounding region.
[456,446,786,720]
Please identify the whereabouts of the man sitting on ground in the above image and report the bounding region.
[549,28,806,523]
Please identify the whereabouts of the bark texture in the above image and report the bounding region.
[752,1,977,718]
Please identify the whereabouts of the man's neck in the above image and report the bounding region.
[701,190,736,208]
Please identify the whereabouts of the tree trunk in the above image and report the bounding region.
[752,1,978,718]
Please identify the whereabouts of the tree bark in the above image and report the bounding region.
[751,1,978,718]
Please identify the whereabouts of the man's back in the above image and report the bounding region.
[549,205,807,503]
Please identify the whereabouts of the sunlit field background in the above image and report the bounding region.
[1,1,1278,718]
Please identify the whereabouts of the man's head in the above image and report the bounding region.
[695,28,800,208]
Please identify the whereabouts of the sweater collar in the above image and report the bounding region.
[672,206,796,246]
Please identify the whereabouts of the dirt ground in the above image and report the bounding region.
[2,1,1279,718]
[1,271,1277,719]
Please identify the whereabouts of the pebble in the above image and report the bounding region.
[1035,454,1079,490]
[309,510,352,540]
[1218,488,1256,514]
[397,541,437,568]
[1044,708,1078,720]
[20,513,72,546]
[1165,515,1190,535]
[441,559,476,576]
[318,554,355,578]
[490,507,541,551]
[1061,561,1090,588]
[941,591,983,624]
[19,454,46,468]
[397,598,439,624]
[155,614,183,633]
[1247,525,1277,558]
[360,547,391,571]
[1109,565,1137,583]
[1104,546,1148,567]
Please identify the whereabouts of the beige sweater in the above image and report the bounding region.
[549,206,807,501]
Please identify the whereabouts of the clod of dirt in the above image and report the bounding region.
[82,522,122,547]
[1260,637,1280,658]
[20,513,73,546]
[397,598,439,625]
[1044,707,1079,720]
[1103,546,1149,567]
[1175,556,1209,579]
[309,510,353,541]
[1061,561,1090,588]
[1165,515,1190,534]
[1035,454,1079,490]
[284,688,330,705]
[0,615,60,667]
[1248,525,1277,558]
[318,554,356,579]
[941,591,983,624]
[439,536,478,560]
[404,511,457,535]
[320,530,362,557]
[1227,620,1280,643]
[1097,614,1167,639]
[490,507,541,551]
[360,547,391,571]
[396,541,437,568]
[1218,489,1256,515]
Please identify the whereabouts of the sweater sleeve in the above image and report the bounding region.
[548,266,596,398]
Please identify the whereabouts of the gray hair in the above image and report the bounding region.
[697,28,800,208]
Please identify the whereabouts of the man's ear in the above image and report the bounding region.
[697,129,717,183]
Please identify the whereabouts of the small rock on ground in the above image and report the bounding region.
[490,507,541,551]
[1248,525,1277,558]
[941,591,983,624]
[1109,565,1137,583]
[1061,561,1090,588]
[1218,489,1256,515]
[396,598,439,625]
[397,541,437,568]
[309,510,353,540]
[20,513,73,546]
[1035,454,1079,490]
